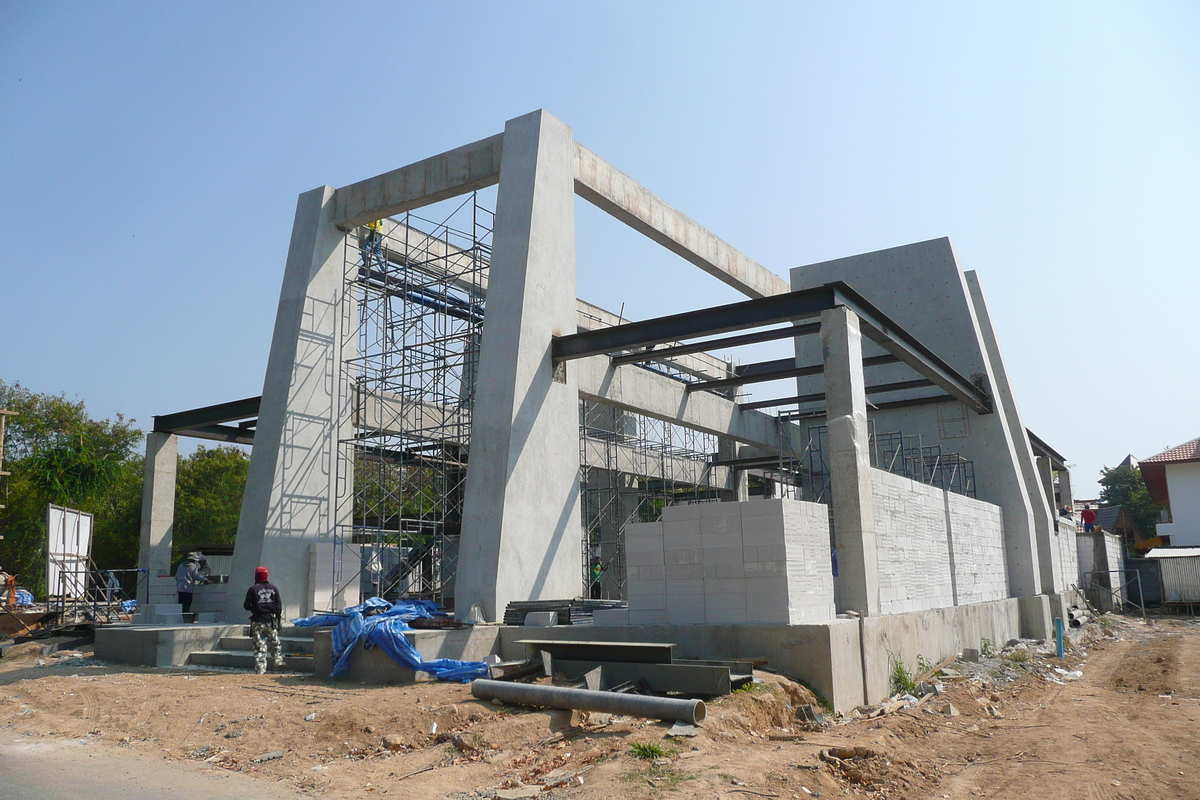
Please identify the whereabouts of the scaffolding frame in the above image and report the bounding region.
[334,194,491,608]
[579,400,723,600]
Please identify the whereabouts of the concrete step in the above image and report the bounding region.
[187,649,313,672]
[239,625,320,639]
[219,636,314,655]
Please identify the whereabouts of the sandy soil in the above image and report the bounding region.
[2,615,1199,799]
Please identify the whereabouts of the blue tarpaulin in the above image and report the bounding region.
[293,598,487,683]
[14,589,34,607]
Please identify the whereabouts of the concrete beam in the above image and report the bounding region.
[573,143,789,299]
[333,133,504,230]
[574,356,795,454]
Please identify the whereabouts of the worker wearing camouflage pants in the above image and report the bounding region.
[243,566,284,674]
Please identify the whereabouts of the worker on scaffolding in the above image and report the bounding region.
[243,566,284,674]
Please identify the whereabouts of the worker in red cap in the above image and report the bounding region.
[243,566,283,674]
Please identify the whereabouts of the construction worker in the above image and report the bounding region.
[243,566,284,674]
[175,552,210,616]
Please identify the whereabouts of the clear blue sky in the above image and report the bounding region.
[2,2,1197,495]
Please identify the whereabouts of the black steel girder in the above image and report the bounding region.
[165,424,255,445]
[737,378,936,412]
[686,353,903,394]
[154,396,262,435]
[551,282,992,414]
[608,323,821,367]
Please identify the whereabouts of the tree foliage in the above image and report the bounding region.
[1097,465,1163,541]
[0,381,143,595]
[172,445,249,561]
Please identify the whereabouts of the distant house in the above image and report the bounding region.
[1095,505,1140,550]
[1141,437,1200,548]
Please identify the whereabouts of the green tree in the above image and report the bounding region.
[1098,465,1163,541]
[172,445,249,560]
[0,381,143,595]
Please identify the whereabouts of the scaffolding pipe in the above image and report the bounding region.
[470,679,706,725]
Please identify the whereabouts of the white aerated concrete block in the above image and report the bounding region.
[524,611,559,626]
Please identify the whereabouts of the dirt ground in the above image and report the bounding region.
[2,615,1199,800]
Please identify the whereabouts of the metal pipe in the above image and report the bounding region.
[471,679,705,725]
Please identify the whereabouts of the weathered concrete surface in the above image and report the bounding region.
[573,143,789,299]
[821,307,881,617]
[227,185,353,621]
[859,598,1022,703]
[137,432,177,608]
[95,624,242,667]
[456,110,583,621]
[790,239,1044,600]
[965,270,1061,593]
[333,133,504,229]
[312,626,500,682]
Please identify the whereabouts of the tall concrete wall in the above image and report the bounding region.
[227,185,353,621]
[790,239,1045,601]
[456,110,583,621]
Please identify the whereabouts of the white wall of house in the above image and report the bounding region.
[1158,462,1200,547]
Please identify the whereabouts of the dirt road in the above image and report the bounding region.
[2,616,1198,799]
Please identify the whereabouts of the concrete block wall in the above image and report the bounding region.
[625,498,835,625]
[1056,520,1080,593]
[872,469,955,614]
[870,468,1007,614]
[947,492,1008,605]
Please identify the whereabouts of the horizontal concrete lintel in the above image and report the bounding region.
[573,143,789,299]
[333,133,504,229]
[575,356,794,453]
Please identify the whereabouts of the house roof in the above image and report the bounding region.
[1146,547,1200,559]
[1095,506,1122,532]
[1142,437,1200,465]
[1140,436,1200,505]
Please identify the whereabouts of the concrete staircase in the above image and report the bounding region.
[187,626,316,673]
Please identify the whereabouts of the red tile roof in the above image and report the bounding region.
[1142,437,1200,465]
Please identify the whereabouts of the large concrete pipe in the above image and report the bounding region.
[471,679,705,725]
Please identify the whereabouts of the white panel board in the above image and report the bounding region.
[46,504,93,598]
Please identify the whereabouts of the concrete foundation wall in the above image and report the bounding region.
[860,598,1022,703]
[625,498,835,626]
[95,624,243,667]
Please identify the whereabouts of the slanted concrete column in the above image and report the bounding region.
[456,110,582,621]
[227,185,353,621]
[137,432,177,607]
[820,307,881,617]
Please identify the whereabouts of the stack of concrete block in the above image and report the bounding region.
[623,498,836,626]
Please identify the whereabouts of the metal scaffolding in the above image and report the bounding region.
[336,194,491,607]
[579,399,722,600]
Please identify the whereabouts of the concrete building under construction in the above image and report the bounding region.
[118,110,1081,709]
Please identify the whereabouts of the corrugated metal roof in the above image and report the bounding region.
[1146,548,1200,559]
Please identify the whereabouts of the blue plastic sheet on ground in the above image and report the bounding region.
[14,589,34,607]
[318,599,487,683]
